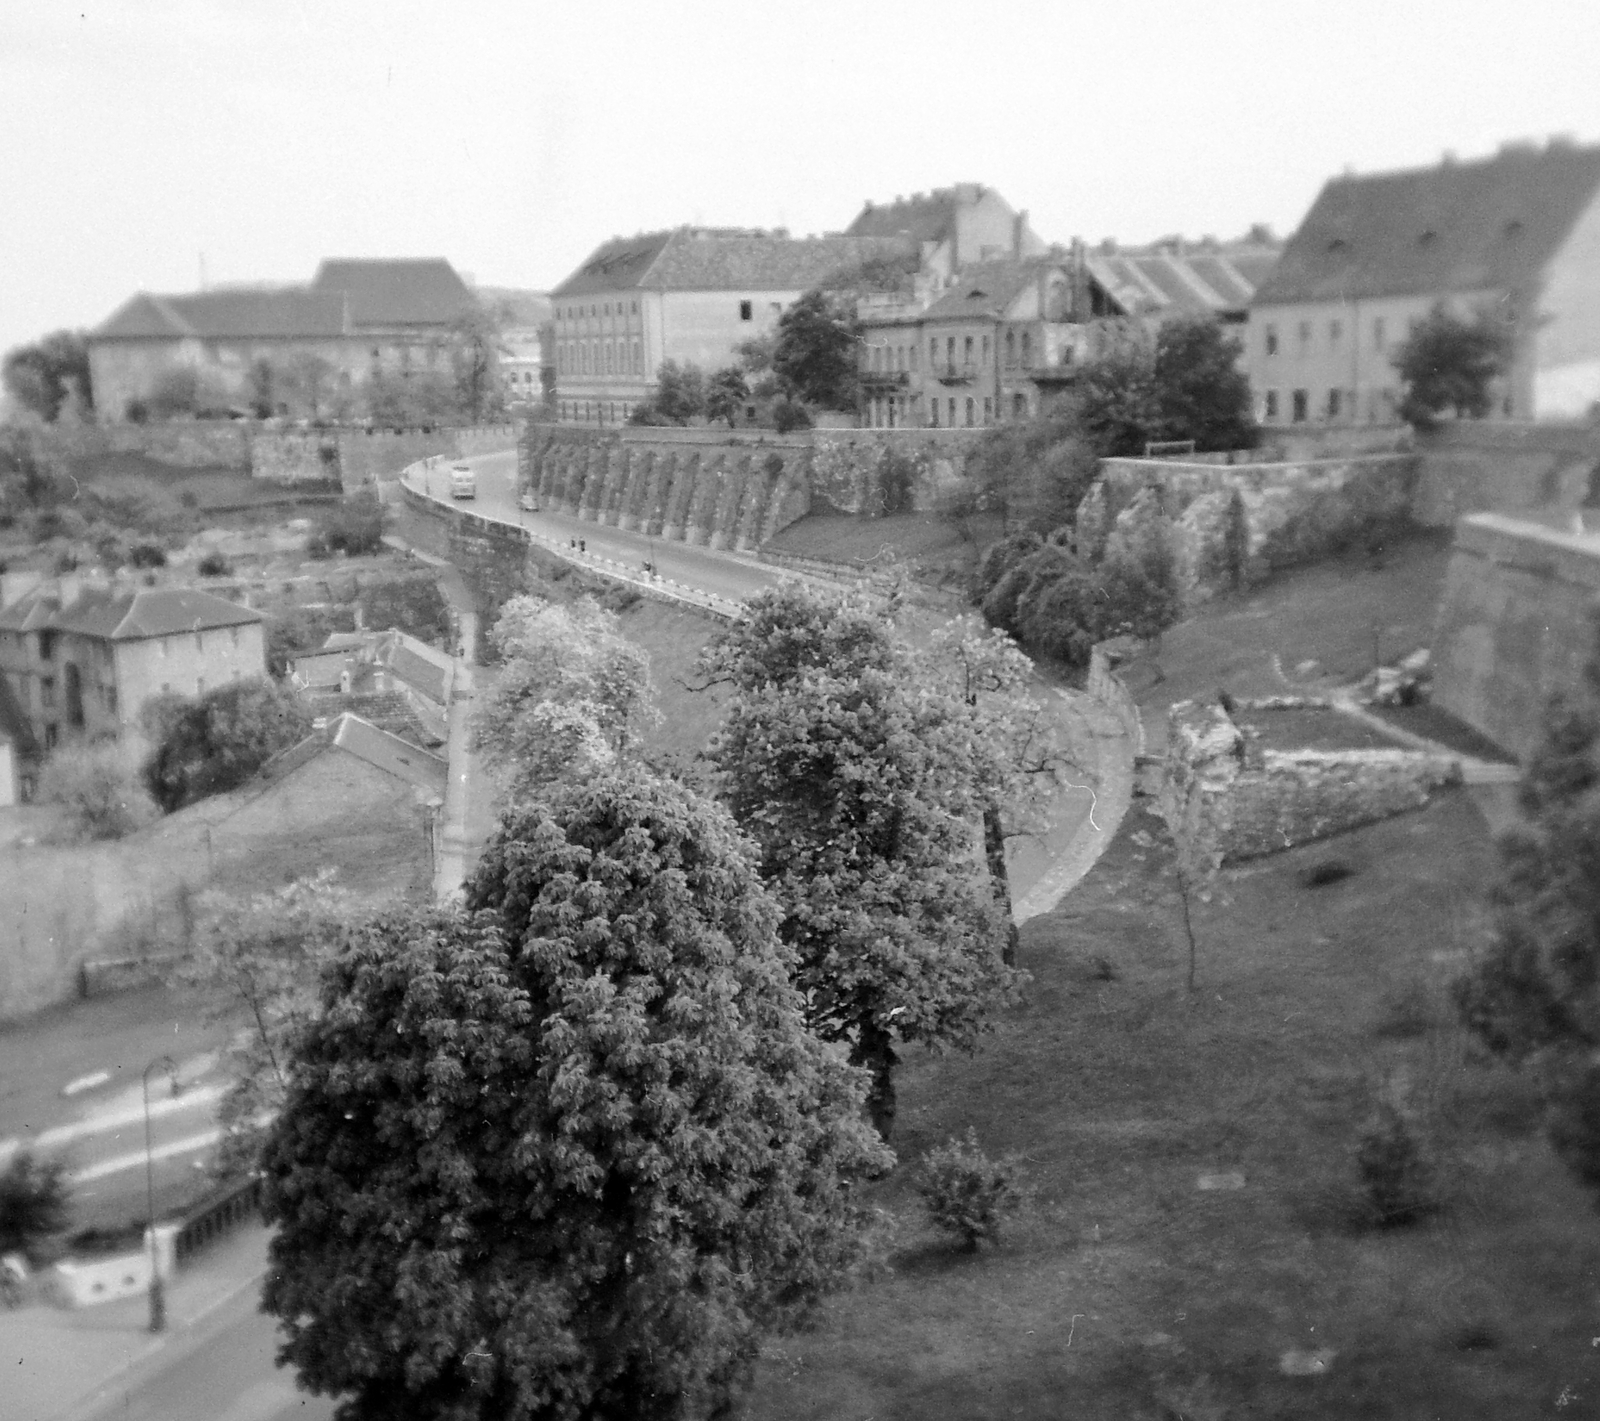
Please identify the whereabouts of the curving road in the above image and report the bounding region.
[408,448,1131,924]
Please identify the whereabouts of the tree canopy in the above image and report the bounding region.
[141,677,313,813]
[1074,316,1257,456]
[472,595,657,804]
[704,366,749,427]
[2,330,93,422]
[702,586,1022,1137]
[260,775,888,1421]
[771,290,860,412]
[1392,304,1514,428]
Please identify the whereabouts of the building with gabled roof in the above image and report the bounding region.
[0,576,265,759]
[846,184,1048,285]
[88,258,478,421]
[1249,138,1600,427]
[548,227,913,423]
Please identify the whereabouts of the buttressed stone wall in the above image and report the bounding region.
[520,426,982,552]
[1432,513,1600,761]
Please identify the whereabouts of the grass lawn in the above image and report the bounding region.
[1237,707,1411,754]
[765,510,1004,589]
[745,790,1599,1419]
[71,450,337,511]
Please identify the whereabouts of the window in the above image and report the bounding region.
[632,340,642,374]
[739,300,753,321]
[963,336,974,366]
[930,399,939,428]
[37,631,54,661]
[1329,320,1342,345]
[946,337,956,367]
[1264,389,1279,420]
[965,397,975,426]
[604,342,614,374]
[105,684,117,714]
[910,343,918,372]
[1005,330,1016,366]
[40,676,54,708]
[1264,324,1278,356]
[930,338,939,366]
[1013,392,1027,420]
[632,301,639,315]
[1020,332,1032,367]
[1372,317,1386,350]
[1292,389,1308,422]
[983,396,992,423]
[981,335,990,362]
[949,397,957,425]
[45,724,57,750]
[1327,388,1342,419]
[1297,321,1311,352]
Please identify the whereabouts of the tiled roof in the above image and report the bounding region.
[921,261,1043,322]
[309,259,477,327]
[330,713,447,795]
[384,641,450,705]
[0,585,261,642]
[552,229,913,297]
[1255,141,1600,304]
[846,186,988,243]
[94,288,347,341]
[1086,252,1261,318]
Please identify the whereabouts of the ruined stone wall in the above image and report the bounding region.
[1432,513,1600,761]
[1158,698,1461,865]
[1078,453,1419,606]
[522,425,983,552]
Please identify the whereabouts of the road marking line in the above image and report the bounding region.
[0,1082,227,1162]
[70,1127,224,1182]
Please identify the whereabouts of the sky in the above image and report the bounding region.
[3,0,1598,361]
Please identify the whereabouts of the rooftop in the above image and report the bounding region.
[0,583,262,642]
[1255,139,1600,305]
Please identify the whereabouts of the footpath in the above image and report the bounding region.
[2,1221,268,1421]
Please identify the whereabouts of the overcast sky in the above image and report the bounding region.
[3,0,1597,359]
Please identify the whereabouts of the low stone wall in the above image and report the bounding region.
[1158,698,1461,864]
[1079,453,1418,606]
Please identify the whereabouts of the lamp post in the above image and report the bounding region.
[143,1055,180,1333]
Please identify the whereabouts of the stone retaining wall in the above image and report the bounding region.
[1158,698,1461,865]
[1086,637,1146,756]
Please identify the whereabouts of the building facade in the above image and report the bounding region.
[548,228,913,424]
[0,580,265,755]
[89,259,479,420]
[1249,139,1600,427]
[845,184,1049,286]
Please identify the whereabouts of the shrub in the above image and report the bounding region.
[974,532,1044,600]
[314,492,385,558]
[916,1129,1028,1250]
[0,1153,71,1262]
[142,678,314,812]
[772,398,813,433]
[358,576,451,644]
[1356,1103,1436,1227]
[197,551,233,577]
[38,741,157,840]
[128,542,167,568]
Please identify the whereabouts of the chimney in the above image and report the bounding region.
[1441,150,1457,166]
[1014,210,1028,256]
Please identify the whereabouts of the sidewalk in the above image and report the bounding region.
[2,1221,269,1421]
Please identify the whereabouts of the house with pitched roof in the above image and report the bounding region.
[89,258,478,421]
[0,577,265,758]
[845,185,1048,288]
[548,228,913,424]
[1249,138,1600,427]
[857,233,1278,428]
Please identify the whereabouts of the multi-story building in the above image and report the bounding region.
[548,228,912,424]
[89,259,479,420]
[858,235,1277,429]
[845,184,1049,287]
[1249,139,1600,428]
[0,579,265,755]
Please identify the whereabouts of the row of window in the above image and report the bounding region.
[558,399,637,423]
[557,340,645,378]
[864,329,1040,374]
[557,299,641,323]
[865,390,1035,428]
[1262,315,1418,358]
[1261,387,1399,423]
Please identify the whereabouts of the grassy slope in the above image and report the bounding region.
[746,793,1599,1420]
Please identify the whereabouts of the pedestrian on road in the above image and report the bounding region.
[580,539,586,553]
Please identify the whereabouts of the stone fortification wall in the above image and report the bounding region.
[28,421,252,470]
[1078,453,1418,606]
[1086,637,1146,755]
[1410,421,1600,528]
[1158,698,1460,865]
[1432,513,1600,761]
[521,425,983,553]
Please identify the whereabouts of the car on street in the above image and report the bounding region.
[450,463,476,499]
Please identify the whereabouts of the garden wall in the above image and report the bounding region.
[521,425,984,552]
[1158,698,1461,865]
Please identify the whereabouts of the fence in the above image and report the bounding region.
[173,1174,263,1267]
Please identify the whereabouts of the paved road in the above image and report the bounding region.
[416,450,788,605]
[74,1284,334,1421]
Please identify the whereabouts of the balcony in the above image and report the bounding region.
[932,363,978,384]
[859,368,910,388]
[1025,363,1076,385]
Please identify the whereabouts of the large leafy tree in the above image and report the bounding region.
[260,775,889,1421]
[1393,304,1514,428]
[702,586,1022,1138]
[772,290,860,412]
[1457,618,1600,1199]
[141,678,313,812]
[471,595,657,804]
[3,330,93,422]
[704,366,749,427]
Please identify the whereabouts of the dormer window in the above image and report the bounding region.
[1419,230,1438,246]
[1327,237,1349,254]
[1504,219,1525,240]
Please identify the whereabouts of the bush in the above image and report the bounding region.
[0,1153,71,1262]
[358,576,451,644]
[196,551,233,577]
[772,398,813,433]
[38,741,157,840]
[916,1129,1028,1250]
[1356,1104,1436,1227]
[128,542,167,568]
[142,678,314,812]
[314,493,385,557]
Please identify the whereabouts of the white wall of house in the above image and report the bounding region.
[113,623,267,732]
[1535,193,1600,419]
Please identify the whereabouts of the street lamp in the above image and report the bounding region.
[143,1055,181,1333]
